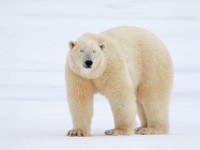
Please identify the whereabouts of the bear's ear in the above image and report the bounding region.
[68,41,76,49]
[99,43,105,50]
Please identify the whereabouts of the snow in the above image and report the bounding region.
[0,0,200,149]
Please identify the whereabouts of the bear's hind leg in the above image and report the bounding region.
[135,101,148,132]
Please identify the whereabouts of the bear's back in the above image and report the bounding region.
[100,26,147,45]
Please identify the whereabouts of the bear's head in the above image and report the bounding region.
[67,33,107,79]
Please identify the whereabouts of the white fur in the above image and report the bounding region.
[65,26,173,136]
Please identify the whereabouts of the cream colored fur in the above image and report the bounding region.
[65,26,173,136]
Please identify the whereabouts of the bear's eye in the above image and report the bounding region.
[92,50,96,53]
[80,49,84,52]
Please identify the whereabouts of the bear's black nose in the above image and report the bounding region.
[84,60,93,68]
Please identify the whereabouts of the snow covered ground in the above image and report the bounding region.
[0,0,200,149]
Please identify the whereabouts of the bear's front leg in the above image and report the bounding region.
[66,71,94,137]
[105,87,137,136]
[67,94,93,137]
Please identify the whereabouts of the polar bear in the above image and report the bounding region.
[65,26,173,136]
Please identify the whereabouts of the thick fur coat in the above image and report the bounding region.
[66,26,173,136]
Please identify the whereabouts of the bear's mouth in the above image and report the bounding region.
[83,60,93,69]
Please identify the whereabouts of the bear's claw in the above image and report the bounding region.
[105,129,119,136]
[105,128,134,136]
[67,129,89,137]
[135,127,167,135]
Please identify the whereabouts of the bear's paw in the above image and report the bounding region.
[67,129,89,137]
